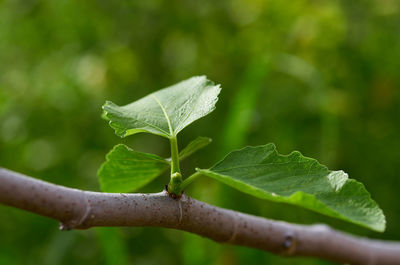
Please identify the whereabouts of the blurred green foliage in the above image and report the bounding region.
[0,0,399,264]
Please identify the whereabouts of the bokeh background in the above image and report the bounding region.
[1,0,399,264]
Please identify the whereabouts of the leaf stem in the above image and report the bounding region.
[180,171,202,190]
[169,136,180,174]
[168,136,182,195]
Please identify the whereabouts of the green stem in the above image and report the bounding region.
[167,136,182,195]
[180,171,202,190]
[169,136,180,174]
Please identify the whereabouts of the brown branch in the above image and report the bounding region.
[0,168,399,265]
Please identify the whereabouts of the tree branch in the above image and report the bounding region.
[1,168,399,265]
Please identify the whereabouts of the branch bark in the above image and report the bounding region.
[1,168,399,265]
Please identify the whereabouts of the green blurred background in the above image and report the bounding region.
[1,0,399,264]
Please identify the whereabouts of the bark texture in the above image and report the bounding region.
[1,168,400,265]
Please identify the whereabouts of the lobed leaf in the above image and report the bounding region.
[103,76,221,139]
[98,144,170,192]
[197,144,386,232]
[179,137,212,161]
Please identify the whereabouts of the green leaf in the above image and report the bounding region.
[98,144,170,192]
[103,76,221,138]
[197,144,386,232]
[179,137,212,161]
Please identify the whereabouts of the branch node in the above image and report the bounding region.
[165,184,183,199]
[178,199,183,225]
[75,192,92,228]
[225,213,239,243]
[281,232,297,256]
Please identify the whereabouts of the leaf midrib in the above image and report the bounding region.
[212,160,316,172]
[107,158,170,164]
[151,95,174,137]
